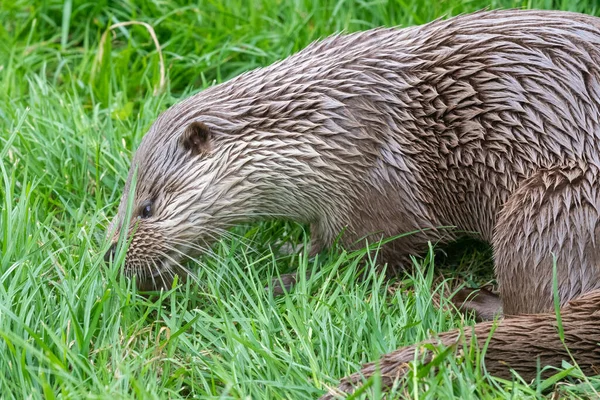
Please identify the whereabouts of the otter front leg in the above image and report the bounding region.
[493,164,600,315]
[270,271,312,296]
[268,244,311,295]
[267,223,324,295]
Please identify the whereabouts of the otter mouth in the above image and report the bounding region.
[104,223,211,291]
[104,244,188,291]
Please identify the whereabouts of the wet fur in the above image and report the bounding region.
[106,9,600,395]
[321,289,600,399]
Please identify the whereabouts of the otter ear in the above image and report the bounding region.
[180,121,212,156]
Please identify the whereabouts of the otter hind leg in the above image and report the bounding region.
[493,164,600,315]
[452,287,503,321]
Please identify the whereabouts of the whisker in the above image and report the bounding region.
[208,211,294,220]
[156,248,200,284]
[150,259,160,290]
[168,237,213,254]
[166,239,228,264]
[202,227,262,254]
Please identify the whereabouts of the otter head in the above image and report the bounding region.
[104,93,356,290]
[104,112,255,290]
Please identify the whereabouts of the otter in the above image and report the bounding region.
[321,165,600,398]
[105,8,600,395]
[321,288,600,399]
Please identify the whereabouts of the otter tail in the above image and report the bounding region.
[320,289,600,399]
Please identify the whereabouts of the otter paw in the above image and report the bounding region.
[452,287,503,321]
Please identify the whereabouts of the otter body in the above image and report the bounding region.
[106,9,600,394]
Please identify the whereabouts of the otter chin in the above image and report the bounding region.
[106,9,600,394]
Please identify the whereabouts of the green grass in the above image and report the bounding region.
[2,0,600,398]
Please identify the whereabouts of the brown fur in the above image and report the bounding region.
[321,289,600,399]
[105,9,600,395]
[322,163,600,398]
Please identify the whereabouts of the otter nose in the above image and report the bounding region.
[104,243,116,263]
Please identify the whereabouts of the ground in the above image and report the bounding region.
[1,0,600,398]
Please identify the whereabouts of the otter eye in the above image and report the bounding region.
[140,202,152,219]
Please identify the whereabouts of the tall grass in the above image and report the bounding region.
[1,0,599,398]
